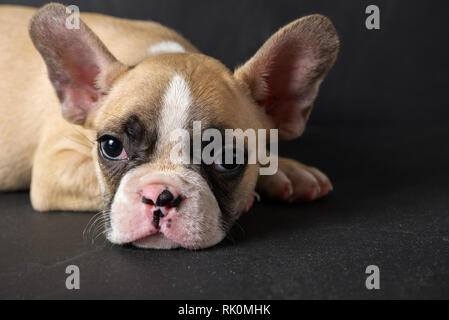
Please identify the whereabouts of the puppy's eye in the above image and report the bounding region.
[211,148,244,173]
[212,162,242,173]
[99,136,128,160]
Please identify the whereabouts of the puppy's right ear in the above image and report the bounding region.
[29,3,127,125]
[235,15,339,140]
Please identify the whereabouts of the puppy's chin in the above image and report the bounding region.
[133,233,181,250]
[132,232,226,250]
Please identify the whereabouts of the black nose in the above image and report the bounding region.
[156,190,174,207]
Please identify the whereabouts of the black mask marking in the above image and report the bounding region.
[98,113,159,209]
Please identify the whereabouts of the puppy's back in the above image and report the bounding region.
[0,6,51,190]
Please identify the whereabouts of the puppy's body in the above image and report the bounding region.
[0,4,339,249]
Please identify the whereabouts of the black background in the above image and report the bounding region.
[0,0,448,299]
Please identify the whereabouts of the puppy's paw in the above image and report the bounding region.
[257,158,333,202]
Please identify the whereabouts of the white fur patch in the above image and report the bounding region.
[148,41,186,55]
[157,74,191,147]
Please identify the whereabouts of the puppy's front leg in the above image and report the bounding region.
[257,157,333,202]
[30,131,102,212]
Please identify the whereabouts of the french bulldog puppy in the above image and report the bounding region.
[0,3,339,249]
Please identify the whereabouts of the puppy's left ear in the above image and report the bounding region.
[29,3,128,126]
[235,15,339,140]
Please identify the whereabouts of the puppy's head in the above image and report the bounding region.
[30,3,339,249]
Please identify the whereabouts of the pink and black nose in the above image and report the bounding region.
[141,185,183,208]
[141,185,184,229]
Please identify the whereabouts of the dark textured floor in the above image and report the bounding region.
[1,125,448,299]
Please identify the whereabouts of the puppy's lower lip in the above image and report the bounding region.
[133,233,162,245]
[132,232,180,250]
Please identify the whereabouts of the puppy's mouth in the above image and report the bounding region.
[131,202,183,249]
[152,208,164,229]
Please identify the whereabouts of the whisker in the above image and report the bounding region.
[91,219,110,236]
[83,209,111,240]
[92,227,110,244]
